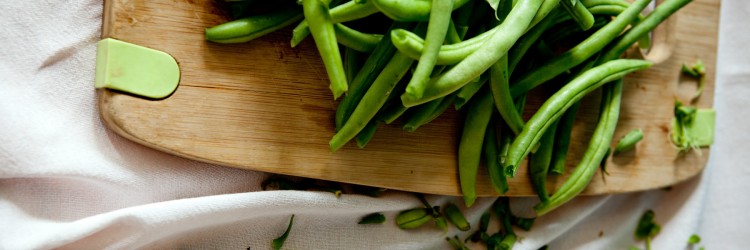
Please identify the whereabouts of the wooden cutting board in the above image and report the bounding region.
[98,0,719,196]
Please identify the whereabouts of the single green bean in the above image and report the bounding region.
[484,117,509,194]
[445,20,463,45]
[560,0,596,30]
[614,128,644,154]
[401,0,544,107]
[355,119,379,148]
[344,47,363,84]
[509,0,652,98]
[404,0,453,100]
[291,0,380,47]
[334,23,383,52]
[303,0,348,99]
[376,71,412,124]
[454,74,489,110]
[505,59,652,176]
[330,52,414,151]
[459,89,495,207]
[335,22,412,130]
[402,96,454,132]
[529,119,558,203]
[581,0,630,8]
[535,80,623,216]
[371,0,472,22]
[205,7,303,43]
[550,101,581,175]
[490,55,525,136]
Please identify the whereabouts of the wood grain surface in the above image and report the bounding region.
[98,0,720,196]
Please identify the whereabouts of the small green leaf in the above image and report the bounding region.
[272,215,295,250]
[688,234,701,244]
[635,210,660,240]
[358,213,385,224]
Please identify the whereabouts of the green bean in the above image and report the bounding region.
[355,120,379,148]
[599,0,693,63]
[530,119,558,202]
[291,0,380,47]
[371,0,472,22]
[401,0,544,107]
[581,0,630,8]
[335,22,412,130]
[404,0,454,100]
[614,128,644,154]
[344,47,363,84]
[550,101,580,175]
[509,0,652,98]
[504,59,652,176]
[535,80,623,216]
[484,117,509,194]
[444,203,471,231]
[330,52,414,151]
[490,55,525,136]
[458,89,495,207]
[560,0,595,30]
[452,0,475,38]
[303,0,348,99]
[454,74,489,110]
[529,0,561,29]
[402,95,455,132]
[205,7,303,43]
[333,23,383,52]
[508,8,560,74]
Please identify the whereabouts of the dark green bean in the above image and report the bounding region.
[355,120,379,148]
[303,0,348,99]
[330,52,414,151]
[535,80,623,216]
[334,23,383,52]
[401,0,545,107]
[454,74,489,110]
[505,59,652,176]
[484,117,509,194]
[403,95,455,132]
[335,22,412,130]
[205,7,303,43]
[459,89,495,207]
[530,119,558,202]
[550,101,581,175]
[509,0,652,98]
[344,47,363,84]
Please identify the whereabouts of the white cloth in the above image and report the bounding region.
[1,0,748,249]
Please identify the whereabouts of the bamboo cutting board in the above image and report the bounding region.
[98,0,719,196]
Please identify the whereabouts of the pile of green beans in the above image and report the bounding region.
[206,0,693,217]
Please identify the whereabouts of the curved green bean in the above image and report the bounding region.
[535,80,623,216]
[330,52,414,151]
[560,0,595,30]
[509,0,652,98]
[581,0,630,8]
[334,23,383,52]
[401,0,545,107]
[490,55,525,135]
[303,0,348,99]
[404,0,453,100]
[371,0,472,22]
[459,89,495,207]
[291,0,380,47]
[205,7,303,43]
[504,59,652,176]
